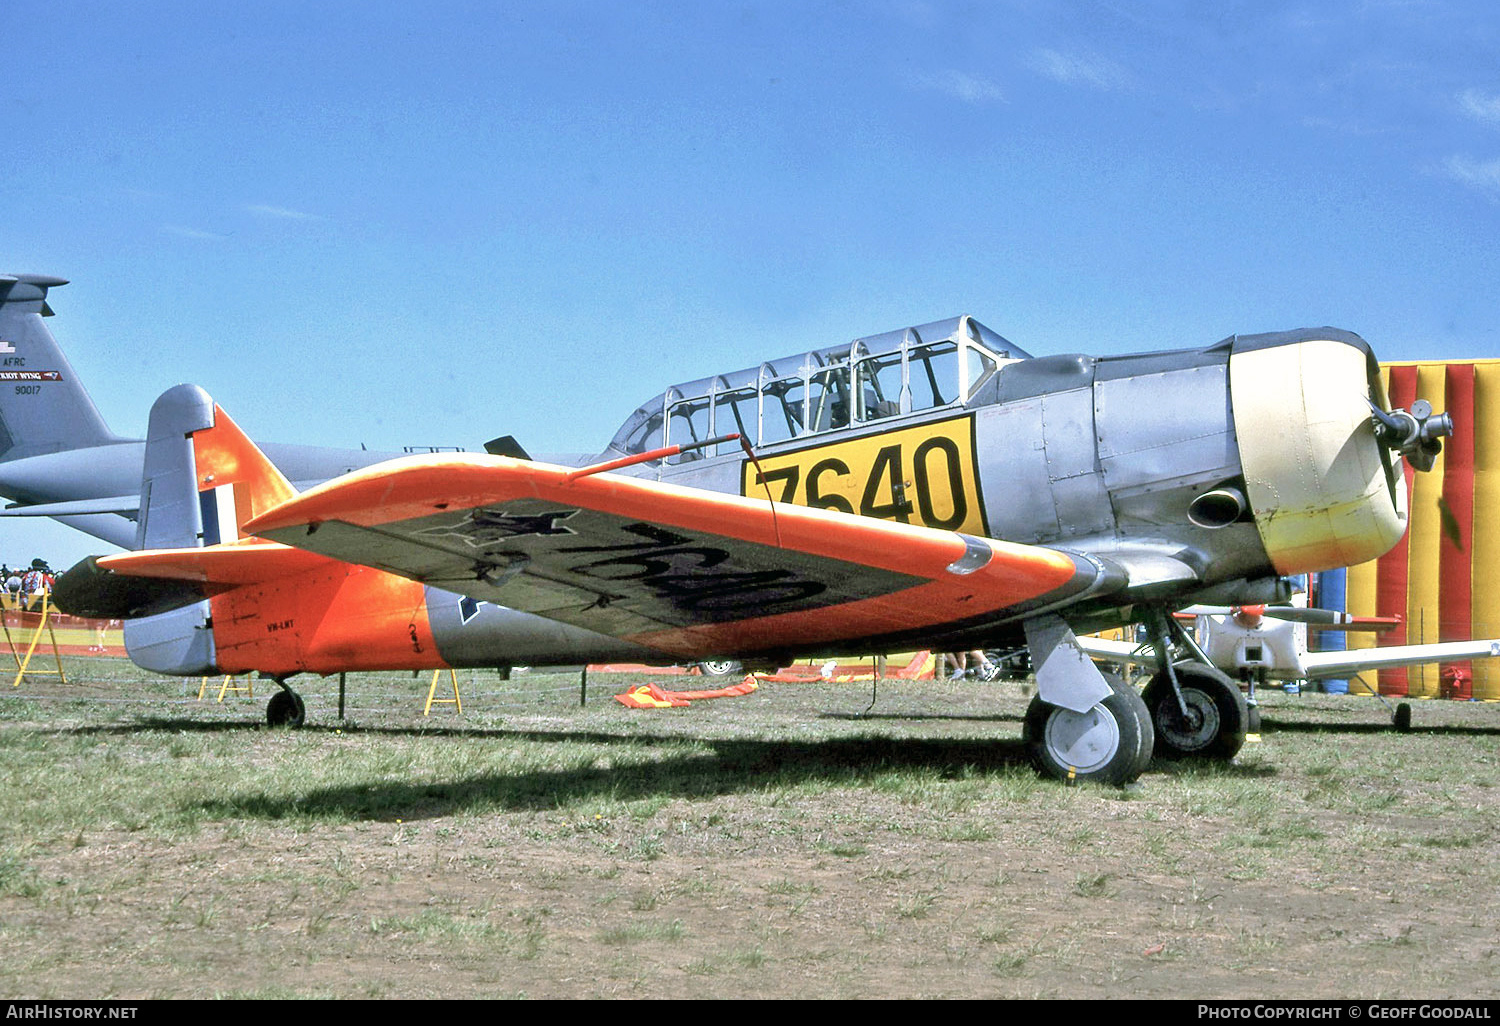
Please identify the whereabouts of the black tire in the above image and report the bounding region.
[1141,662,1247,761]
[1112,673,1156,781]
[1023,672,1152,786]
[1394,702,1412,733]
[266,689,306,728]
[696,659,743,677]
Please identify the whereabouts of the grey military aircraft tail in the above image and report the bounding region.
[0,275,127,461]
[0,275,142,546]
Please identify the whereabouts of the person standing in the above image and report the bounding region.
[22,559,52,610]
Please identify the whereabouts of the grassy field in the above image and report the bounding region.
[1,658,1498,999]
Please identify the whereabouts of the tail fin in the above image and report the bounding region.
[0,275,125,461]
[138,384,295,549]
[126,384,296,674]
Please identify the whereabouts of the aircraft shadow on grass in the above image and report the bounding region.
[1255,716,1500,738]
[177,736,1293,823]
[182,736,1043,823]
[47,717,1291,824]
[819,710,1023,724]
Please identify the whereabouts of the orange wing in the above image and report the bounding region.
[244,454,1113,658]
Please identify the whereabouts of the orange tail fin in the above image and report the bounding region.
[191,403,295,544]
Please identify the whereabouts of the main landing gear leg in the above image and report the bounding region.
[1021,615,1154,785]
[1139,608,1248,761]
[265,677,306,728]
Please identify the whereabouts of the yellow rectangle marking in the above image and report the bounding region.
[740,416,987,535]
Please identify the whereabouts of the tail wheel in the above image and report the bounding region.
[1023,672,1152,785]
[266,689,306,728]
[1142,662,1247,760]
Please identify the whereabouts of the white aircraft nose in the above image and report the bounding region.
[1229,337,1406,575]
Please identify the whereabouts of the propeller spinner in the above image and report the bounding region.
[1370,398,1453,473]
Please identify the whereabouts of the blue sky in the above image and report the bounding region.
[8,0,1500,567]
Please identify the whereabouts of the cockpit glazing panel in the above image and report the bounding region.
[605,316,1026,465]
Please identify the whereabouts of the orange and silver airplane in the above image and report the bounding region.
[10,277,1453,784]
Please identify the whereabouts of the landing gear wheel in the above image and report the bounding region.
[696,659,743,677]
[1023,672,1152,785]
[1142,662,1247,761]
[266,689,306,728]
[1113,674,1156,779]
[1393,702,1412,733]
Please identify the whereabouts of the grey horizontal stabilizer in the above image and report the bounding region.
[1,495,140,517]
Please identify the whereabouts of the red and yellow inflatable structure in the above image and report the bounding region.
[1339,360,1500,699]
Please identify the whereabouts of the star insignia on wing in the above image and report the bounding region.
[417,507,579,550]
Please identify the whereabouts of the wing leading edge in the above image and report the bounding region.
[1076,626,1500,682]
[245,454,1125,659]
[1301,640,1500,679]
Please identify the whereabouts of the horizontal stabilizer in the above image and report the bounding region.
[52,544,336,619]
[51,555,206,619]
[97,543,333,584]
[0,495,141,518]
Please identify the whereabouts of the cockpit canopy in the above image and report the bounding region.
[607,316,1028,462]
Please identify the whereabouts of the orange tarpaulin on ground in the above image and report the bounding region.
[754,650,935,683]
[595,651,934,683]
[614,679,759,709]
